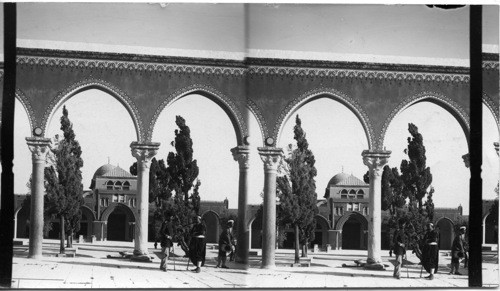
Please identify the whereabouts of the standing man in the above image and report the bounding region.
[422,222,439,280]
[159,216,173,272]
[392,219,407,279]
[189,215,206,273]
[449,226,466,275]
[216,220,235,269]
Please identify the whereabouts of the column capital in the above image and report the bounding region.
[130,141,160,164]
[26,137,52,161]
[258,147,283,173]
[494,142,499,157]
[362,150,391,174]
[231,146,250,170]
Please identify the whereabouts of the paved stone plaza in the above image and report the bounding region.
[9,239,498,288]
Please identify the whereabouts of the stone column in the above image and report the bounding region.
[231,146,250,264]
[26,137,51,259]
[258,147,283,269]
[130,142,160,260]
[362,150,390,266]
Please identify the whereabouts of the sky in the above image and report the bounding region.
[11,91,499,214]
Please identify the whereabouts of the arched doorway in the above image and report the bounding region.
[311,215,329,249]
[77,207,95,242]
[337,212,368,250]
[485,213,498,244]
[15,206,30,238]
[202,211,220,244]
[106,205,135,241]
[250,217,262,249]
[436,218,455,250]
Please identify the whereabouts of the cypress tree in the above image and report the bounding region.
[44,106,84,253]
[278,115,319,263]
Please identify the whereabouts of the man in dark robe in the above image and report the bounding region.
[422,222,439,280]
[189,215,206,273]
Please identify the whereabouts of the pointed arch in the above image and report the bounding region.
[274,88,375,149]
[483,93,500,134]
[149,84,247,145]
[100,203,137,222]
[41,78,143,141]
[335,211,368,231]
[380,91,470,149]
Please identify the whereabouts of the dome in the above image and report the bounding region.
[327,172,351,186]
[327,172,367,187]
[92,163,117,180]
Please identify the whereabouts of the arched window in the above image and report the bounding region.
[106,180,114,190]
[349,189,356,198]
[357,189,364,199]
[123,181,130,191]
[114,181,122,190]
[340,189,348,199]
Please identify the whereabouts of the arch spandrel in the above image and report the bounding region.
[380,91,471,149]
[148,84,248,145]
[483,93,500,134]
[40,78,144,142]
[15,89,36,134]
[274,88,375,149]
[100,203,137,222]
[335,211,368,231]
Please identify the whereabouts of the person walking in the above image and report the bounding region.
[189,215,206,273]
[392,219,407,279]
[422,222,439,280]
[159,216,173,272]
[216,220,235,269]
[449,226,466,275]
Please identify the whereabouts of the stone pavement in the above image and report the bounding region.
[9,239,498,288]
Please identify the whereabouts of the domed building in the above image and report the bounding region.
[14,163,233,244]
[324,172,370,250]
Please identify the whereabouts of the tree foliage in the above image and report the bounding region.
[367,123,434,255]
[44,106,84,252]
[277,115,319,261]
[131,116,200,256]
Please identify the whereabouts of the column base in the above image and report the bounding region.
[27,254,43,260]
[352,259,389,270]
[131,254,153,262]
[260,263,275,270]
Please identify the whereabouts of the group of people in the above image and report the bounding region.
[392,220,468,280]
[157,215,236,273]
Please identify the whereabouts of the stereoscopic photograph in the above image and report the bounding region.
[0,2,498,289]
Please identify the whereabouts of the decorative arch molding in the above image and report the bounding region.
[247,99,268,146]
[201,210,221,221]
[274,88,375,149]
[148,84,247,145]
[483,93,500,133]
[40,78,143,141]
[435,216,455,227]
[335,211,368,231]
[315,214,330,228]
[482,211,492,223]
[100,203,137,222]
[247,216,257,229]
[380,91,471,149]
[14,89,36,134]
[80,205,96,221]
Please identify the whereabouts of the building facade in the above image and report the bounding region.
[14,163,232,244]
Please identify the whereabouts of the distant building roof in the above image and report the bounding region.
[90,163,135,189]
[328,172,367,187]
